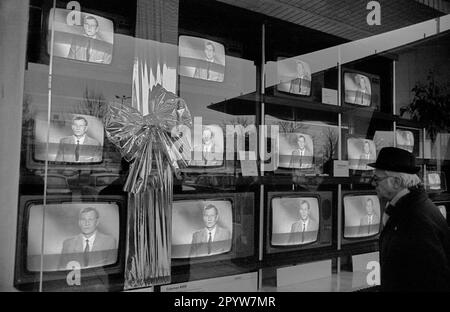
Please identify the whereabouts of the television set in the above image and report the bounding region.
[278,132,314,170]
[265,191,333,257]
[178,36,225,82]
[14,195,126,291]
[347,138,376,171]
[186,124,224,168]
[373,128,420,157]
[25,111,116,173]
[432,201,449,224]
[426,171,446,192]
[343,70,380,109]
[342,191,382,245]
[171,192,256,283]
[48,8,114,64]
[276,57,312,97]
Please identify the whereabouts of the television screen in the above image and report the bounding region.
[188,125,224,167]
[271,196,319,246]
[276,58,312,96]
[344,72,372,106]
[26,201,119,272]
[373,131,394,153]
[172,199,233,259]
[347,138,376,171]
[278,133,314,169]
[396,129,414,153]
[437,205,447,220]
[33,112,104,164]
[343,194,381,238]
[426,171,445,191]
[48,8,114,64]
[178,36,225,82]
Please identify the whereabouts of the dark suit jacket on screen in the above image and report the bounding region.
[189,226,231,257]
[289,148,313,169]
[288,219,318,244]
[55,135,102,163]
[59,231,117,269]
[67,35,112,64]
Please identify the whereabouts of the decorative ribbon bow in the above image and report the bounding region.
[104,84,192,193]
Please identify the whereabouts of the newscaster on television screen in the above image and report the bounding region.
[396,129,414,153]
[33,112,104,163]
[427,172,442,190]
[26,202,119,272]
[48,9,114,64]
[278,133,314,169]
[344,195,381,238]
[188,125,224,167]
[276,58,312,96]
[437,205,447,220]
[172,200,233,258]
[347,138,376,170]
[178,36,225,82]
[271,197,319,246]
[344,72,372,106]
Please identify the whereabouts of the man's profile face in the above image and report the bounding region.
[297,136,306,150]
[204,44,215,61]
[365,200,374,215]
[83,18,99,37]
[72,119,88,137]
[203,208,218,229]
[78,210,99,236]
[364,142,370,154]
[373,169,395,201]
[299,203,309,221]
[202,129,213,145]
[296,63,305,77]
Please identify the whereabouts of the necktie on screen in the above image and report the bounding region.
[75,140,80,161]
[86,39,91,61]
[368,216,371,234]
[206,62,211,80]
[207,232,212,254]
[84,239,90,267]
[301,223,306,243]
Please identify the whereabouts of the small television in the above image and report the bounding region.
[265,191,333,257]
[276,58,312,97]
[425,171,446,192]
[373,128,420,157]
[14,195,126,291]
[171,192,256,283]
[343,70,380,109]
[48,8,114,64]
[347,138,376,171]
[432,201,449,224]
[27,111,108,171]
[342,191,382,245]
[186,124,224,168]
[278,132,314,170]
[178,36,225,82]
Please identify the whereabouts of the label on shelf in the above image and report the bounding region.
[322,88,338,106]
[333,160,350,177]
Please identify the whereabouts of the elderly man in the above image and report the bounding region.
[369,147,450,291]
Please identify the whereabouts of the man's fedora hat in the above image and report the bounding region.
[368,147,420,174]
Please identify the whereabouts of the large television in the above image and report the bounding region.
[346,138,376,172]
[276,57,312,97]
[171,192,256,283]
[48,8,114,64]
[342,191,382,245]
[265,191,333,257]
[178,35,225,82]
[26,111,112,172]
[14,195,126,291]
[342,70,380,109]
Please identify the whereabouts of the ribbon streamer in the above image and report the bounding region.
[104,84,191,289]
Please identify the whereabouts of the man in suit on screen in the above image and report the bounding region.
[353,74,370,106]
[67,15,112,64]
[59,207,117,269]
[289,134,313,169]
[288,60,311,95]
[193,40,224,82]
[357,140,374,170]
[55,115,102,163]
[288,200,319,245]
[358,198,380,236]
[189,126,222,166]
[189,204,231,257]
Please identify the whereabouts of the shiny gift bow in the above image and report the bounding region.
[105,84,192,193]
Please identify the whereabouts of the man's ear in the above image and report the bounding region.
[391,176,402,189]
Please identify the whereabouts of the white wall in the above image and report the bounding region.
[0,0,28,291]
